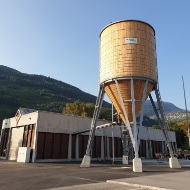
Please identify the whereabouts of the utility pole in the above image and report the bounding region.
[112,104,114,164]
[182,76,190,149]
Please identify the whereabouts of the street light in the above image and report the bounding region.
[182,76,190,149]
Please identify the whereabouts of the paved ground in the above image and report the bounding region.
[0,159,190,190]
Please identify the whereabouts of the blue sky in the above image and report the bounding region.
[0,0,189,109]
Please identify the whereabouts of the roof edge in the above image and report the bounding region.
[99,20,155,37]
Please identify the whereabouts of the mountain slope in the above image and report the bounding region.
[0,65,109,123]
[144,100,183,116]
[0,65,184,125]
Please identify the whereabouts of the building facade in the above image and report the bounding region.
[0,108,177,162]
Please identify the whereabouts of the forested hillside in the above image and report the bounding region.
[0,65,110,123]
[0,65,185,127]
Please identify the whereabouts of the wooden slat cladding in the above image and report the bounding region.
[109,137,113,157]
[139,139,146,158]
[78,135,88,158]
[36,132,69,160]
[95,136,101,158]
[100,20,157,84]
[36,132,122,160]
[43,133,54,159]
[100,20,157,122]
[78,135,84,158]
[83,135,88,156]
[117,138,122,157]
[103,136,108,158]
[22,125,35,148]
[104,79,154,122]
[0,128,10,157]
[60,134,69,159]
[36,132,46,159]
[52,133,61,159]
[71,135,76,159]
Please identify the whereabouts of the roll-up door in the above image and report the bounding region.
[9,127,24,160]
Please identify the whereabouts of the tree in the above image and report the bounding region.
[167,121,187,148]
[62,100,112,120]
[63,100,85,116]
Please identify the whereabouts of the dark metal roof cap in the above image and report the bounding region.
[100,20,155,37]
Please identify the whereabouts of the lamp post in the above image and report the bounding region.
[111,104,114,164]
[182,76,190,149]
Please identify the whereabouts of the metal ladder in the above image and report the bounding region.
[149,83,175,157]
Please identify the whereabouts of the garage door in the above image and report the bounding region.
[9,127,24,160]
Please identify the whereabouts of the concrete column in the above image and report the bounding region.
[68,134,72,161]
[169,157,181,168]
[162,141,165,153]
[145,140,149,158]
[149,140,153,158]
[32,124,38,163]
[133,158,142,172]
[107,137,110,159]
[101,135,104,160]
[75,135,79,160]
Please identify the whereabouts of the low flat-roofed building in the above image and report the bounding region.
[0,108,177,162]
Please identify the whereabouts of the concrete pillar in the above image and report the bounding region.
[133,158,142,172]
[68,134,72,161]
[101,136,104,160]
[149,140,153,158]
[162,141,165,153]
[80,155,91,167]
[107,137,110,159]
[146,140,149,158]
[169,157,181,168]
[75,135,79,160]
[32,124,37,163]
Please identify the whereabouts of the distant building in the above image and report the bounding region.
[0,108,177,162]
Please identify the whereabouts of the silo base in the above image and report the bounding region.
[122,155,129,165]
[169,157,181,168]
[80,155,91,167]
[133,158,143,172]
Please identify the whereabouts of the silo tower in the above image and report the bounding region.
[81,20,181,172]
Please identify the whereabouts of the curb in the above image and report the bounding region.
[106,180,172,190]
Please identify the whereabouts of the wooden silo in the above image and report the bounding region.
[81,20,181,171]
[99,20,157,122]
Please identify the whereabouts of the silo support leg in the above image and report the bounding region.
[131,78,142,172]
[80,85,105,167]
[149,87,181,169]
[169,157,181,168]
[138,80,148,148]
[115,79,142,172]
[154,87,181,168]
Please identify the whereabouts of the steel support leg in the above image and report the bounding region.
[131,78,142,172]
[131,78,138,158]
[80,85,105,167]
[138,80,148,148]
[115,79,135,147]
[115,78,142,172]
[149,85,181,168]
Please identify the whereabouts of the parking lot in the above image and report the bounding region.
[0,159,190,190]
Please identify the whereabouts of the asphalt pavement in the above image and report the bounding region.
[0,159,189,190]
